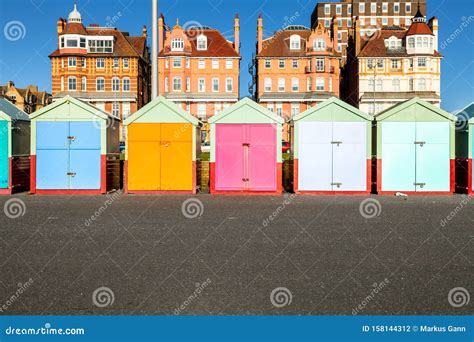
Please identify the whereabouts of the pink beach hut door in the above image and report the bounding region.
[215,124,245,191]
[247,124,277,191]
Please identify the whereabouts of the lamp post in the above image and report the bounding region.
[152,0,158,99]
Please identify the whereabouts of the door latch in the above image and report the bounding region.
[414,182,426,188]
[242,143,250,147]
[331,141,343,146]
[331,182,342,188]
[67,136,76,141]
[67,172,77,177]
[414,141,426,147]
[242,178,249,182]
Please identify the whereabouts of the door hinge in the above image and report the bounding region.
[414,182,426,188]
[67,172,77,177]
[331,182,342,188]
[331,141,343,146]
[67,136,76,141]
[414,141,426,147]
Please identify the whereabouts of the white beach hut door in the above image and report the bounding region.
[298,122,332,191]
[332,122,367,191]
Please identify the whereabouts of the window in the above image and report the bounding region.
[81,77,87,91]
[359,3,365,13]
[290,35,301,50]
[406,3,412,13]
[276,103,283,117]
[394,17,400,26]
[113,58,119,69]
[96,58,105,69]
[316,78,324,91]
[408,37,415,48]
[418,78,427,91]
[81,57,86,68]
[198,60,205,69]
[112,77,120,92]
[418,57,427,67]
[226,78,233,92]
[184,77,190,92]
[371,3,377,12]
[292,78,299,92]
[173,58,182,68]
[88,39,113,53]
[171,38,184,51]
[409,77,414,91]
[391,59,400,69]
[392,78,401,91]
[164,77,169,92]
[264,59,271,68]
[336,5,342,14]
[423,37,429,48]
[409,58,414,68]
[197,103,206,119]
[370,18,376,25]
[60,37,65,48]
[96,77,105,91]
[68,76,76,91]
[405,18,411,26]
[198,78,205,92]
[264,78,272,92]
[212,59,219,69]
[112,102,120,117]
[278,78,285,92]
[307,77,312,92]
[368,79,375,90]
[376,79,383,91]
[66,39,78,48]
[292,60,299,69]
[186,58,190,68]
[382,3,388,12]
[165,59,169,69]
[314,39,326,51]
[212,78,219,92]
[291,103,300,116]
[173,77,182,92]
[382,17,388,26]
[226,59,233,69]
[279,60,285,69]
[61,77,64,91]
[122,103,131,120]
[416,37,422,47]
[329,78,333,92]
[316,58,325,72]
[337,19,342,27]
[324,4,331,15]
[123,78,130,92]
[267,103,274,112]
[394,3,400,12]
[377,59,384,68]
[348,18,352,27]
[348,4,352,14]
[367,59,374,69]
[68,57,76,68]
[214,103,222,116]
[197,35,207,50]
[324,19,331,28]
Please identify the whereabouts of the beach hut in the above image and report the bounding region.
[455,102,474,194]
[123,96,202,194]
[375,97,456,195]
[30,96,120,194]
[290,97,372,194]
[209,98,284,194]
[0,98,30,194]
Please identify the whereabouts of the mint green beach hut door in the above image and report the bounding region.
[0,120,8,189]
[381,122,416,192]
[415,122,450,192]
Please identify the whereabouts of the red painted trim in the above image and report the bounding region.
[34,189,102,195]
[450,159,455,194]
[30,155,36,194]
[366,159,372,193]
[295,191,370,195]
[210,162,216,193]
[376,159,382,194]
[469,159,473,195]
[100,155,107,194]
[276,162,283,194]
[0,189,12,195]
[8,157,12,190]
[124,160,129,194]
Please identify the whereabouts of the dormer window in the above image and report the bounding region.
[313,39,326,51]
[197,35,207,50]
[290,35,301,50]
[171,38,184,51]
[384,36,402,50]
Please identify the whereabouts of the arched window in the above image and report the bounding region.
[408,37,415,49]
[112,77,120,92]
[81,76,87,91]
[123,78,130,92]
[418,78,427,91]
[197,34,207,50]
[171,38,184,51]
[290,35,301,50]
[68,76,76,91]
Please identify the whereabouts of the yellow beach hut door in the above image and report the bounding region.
[128,123,193,191]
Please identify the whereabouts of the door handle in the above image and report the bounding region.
[242,143,250,147]
[67,172,77,177]
[67,136,76,141]
[414,141,426,147]
[242,178,249,182]
[414,182,426,188]
[162,142,170,147]
[331,182,342,188]
[331,141,343,146]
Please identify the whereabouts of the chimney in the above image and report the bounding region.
[143,25,148,38]
[257,14,263,53]
[158,14,165,52]
[429,17,439,50]
[332,17,339,52]
[57,18,66,35]
[234,14,240,54]
[355,17,361,55]
[7,81,14,90]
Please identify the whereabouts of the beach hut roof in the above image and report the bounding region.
[30,95,120,121]
[454,102,474,123]
[291,97,372,123]
[208,97,284,124]
[0,98,30,122]
[375,97,457,122]
[123,95,201,126]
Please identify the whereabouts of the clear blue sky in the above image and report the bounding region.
[0,0,473,112]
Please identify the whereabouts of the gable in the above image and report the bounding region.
[209,98,284,125]
[375,98,456,122]
[292,97,372,122]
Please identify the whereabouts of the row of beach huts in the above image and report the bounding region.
[0,96,473,196]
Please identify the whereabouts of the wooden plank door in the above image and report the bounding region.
[215,124,245,191]
[247,124,277,191]
[0,121,9,189]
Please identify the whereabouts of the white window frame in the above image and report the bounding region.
[113,58,119,69]
[173,77,182,92]
[226,78,233,93]
[316,77,324,91]
[316,58,325,72]
[212,78,219,92]
[198,59,205,69]
[278,78,285,92]
[68,57,76,68]
[81,76,87,91]
[324,4,331,15]
[292,59,299,69]
[264,59,271,69]
[264,77,272,92]
[186,77,191,92]
[96,77,105,91]
[68,76,76,91]
[198,78,206,93]
[226,59,233,69]
[96,58,105,69]
[173,58,182,68]
[123,77,130,92]
[278,59,285,69]
[291,77,299,92]
[171,38,184,51]
[112,77,120,92]
[212,59,219,69]
[123,58,129,69]
[197,35,207,50]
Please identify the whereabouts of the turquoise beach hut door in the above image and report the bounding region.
[0,120,8,189]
